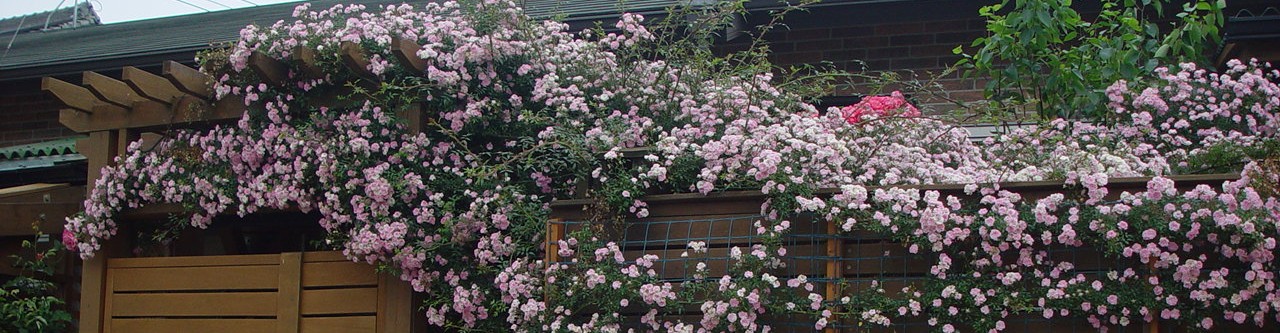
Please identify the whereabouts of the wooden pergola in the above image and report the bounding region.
[41,41,430,333]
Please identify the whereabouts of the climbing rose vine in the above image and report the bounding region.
[62,1,1280,332]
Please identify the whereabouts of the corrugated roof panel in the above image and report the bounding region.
[0,137,81,160]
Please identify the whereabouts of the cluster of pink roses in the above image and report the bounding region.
[839,91,920,124]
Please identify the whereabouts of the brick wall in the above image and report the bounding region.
[718,13,992,115]
[0,90,80,148]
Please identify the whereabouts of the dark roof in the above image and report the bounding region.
[0,0,700,79]
[0,2,99,35]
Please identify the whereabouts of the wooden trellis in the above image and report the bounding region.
[43,42,431,333]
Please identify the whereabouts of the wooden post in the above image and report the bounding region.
[824,219,842,333]
[276,252,301,333]
[545,219,565,266]
[543,219,565,309]
[77,131,122,333]
[376,272,413,332]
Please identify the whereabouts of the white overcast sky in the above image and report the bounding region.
[1,0,304,24]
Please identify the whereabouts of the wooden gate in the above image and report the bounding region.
[95,251,410,333]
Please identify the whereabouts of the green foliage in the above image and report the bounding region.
[2,228,72,333]
[956,0,1224,120]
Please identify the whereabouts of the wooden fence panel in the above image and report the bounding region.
[97,251,409,333]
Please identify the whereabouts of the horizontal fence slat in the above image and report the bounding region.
[110,265,279,291]
[111,318,275,333]
[108,253,281,268]
[301,287,378,316]
[300,316,377,333]
[302,261,378,288]
[112,292,276,317]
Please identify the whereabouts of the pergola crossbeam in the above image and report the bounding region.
[162,61,214,99]
[122,66,187,104]
[340,42,378,82]
[391,37,427,73]
[82,71,139,108]
[249,51,289,86]
[290,46,325,79]
[42,77,100,113]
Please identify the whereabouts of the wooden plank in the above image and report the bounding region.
[300,316,376,333]
[111,319,274,333]
[300,288,378,315]
[0,183,68,198]
[278,253,302,333]
[290,46,325,78]
[301,261,378,288]
[108,253,280,268]
[122,66,187,103]
[59,97,244,133]
[376,273,412,332]
[162,61,213,99]
[82,71,139,108]
[110,265,279,291]
[42,77,105,113]
[390,37,427,73]
[111,292,276,317]
[250,51,289,86]
[339,42,377,81]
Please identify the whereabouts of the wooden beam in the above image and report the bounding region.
[41,77,98,113]
[59,99,245,133]
[340,42,378,81]
[121,66,187,104]
[162,61,213,99]
[249,51,289,86]
[390,37,427,73]
[82,71,139,108]
[290,46,325,79]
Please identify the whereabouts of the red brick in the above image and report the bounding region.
[843,36,889,49]
[794,40,834,52]
[936,31,984,44]
[785,28,830,41]
[830,26,875,38]
[862,59,892,70]
[771,51,823,65]
[825,49,867,62]
[892,57,941,69]
[910,44,960,57]
[866,47,909,59]
[874,22,924,35]
[925,20,971,32]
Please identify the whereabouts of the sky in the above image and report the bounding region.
[0,0,303,24]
